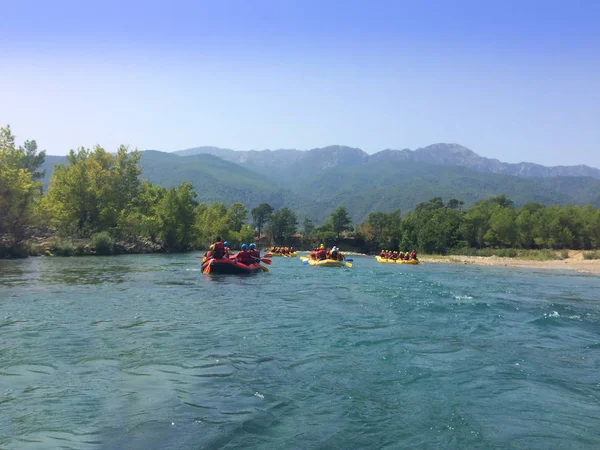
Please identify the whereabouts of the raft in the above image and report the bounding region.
[201,257,265,274]
[375,256,420,265]
[269,252,297,258]
[308,258,347,267]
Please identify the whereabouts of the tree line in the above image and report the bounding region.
[2,125,600,257]
[356,195,600,253]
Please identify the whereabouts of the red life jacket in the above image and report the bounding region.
[237,250,252,265]
[249,249,259,259]
[317,249,327,260]
[213,241,225,258]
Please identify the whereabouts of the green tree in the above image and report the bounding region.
[0,126,41,250]
[267,207,298,244]
[251,203,274,239]
[43,145,141,236]
[226,202,248,233]
[19,139,46,181]
[194,202,228,248]
[328,206,353,241]
[156,182,198,251]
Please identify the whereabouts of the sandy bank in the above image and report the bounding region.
[420,251,600,275]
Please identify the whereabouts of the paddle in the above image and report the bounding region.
[252,257,272,265]
[203,263,211,274]
[259,265,269,272]
[263,253,273,258]
[300,256,309,261]
[345,262,353,268]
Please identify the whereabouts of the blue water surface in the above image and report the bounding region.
[1,254,599,449]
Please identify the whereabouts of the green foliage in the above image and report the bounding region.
[326,206,353,241]
[360,194,600,254]
[155,182,198,251]
[91,232,114,255]
[267,207,298,244]
[357,210,401,251]
[251,203,274,238]
[43,145,141,236]
[49,238,76,256]
[225,202,248,233]
[583,251,600,260]
[19,139,46,182]
[0,125,42,249]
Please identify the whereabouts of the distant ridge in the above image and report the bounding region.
[174,143,600,179]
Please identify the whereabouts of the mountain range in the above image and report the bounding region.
[41,144,600,224]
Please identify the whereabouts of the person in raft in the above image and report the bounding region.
[330,246,339,260]
[212,237,226,259]
[379,249,386,258]
[224,241,231,258]
[248,243,260,260]
[316,244,327,260]
[236,244,253,265]
[410,249,418,260]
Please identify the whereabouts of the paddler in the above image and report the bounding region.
[330,246,339,260]
[213,236,225,259]
[410,249,418,260]
[236,244,253,265]
[249,243,260,260]
[317,244,327,260]
[379,249,386,258]
[224,241,230,258]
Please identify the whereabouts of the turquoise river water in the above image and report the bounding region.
[1,254,599,449]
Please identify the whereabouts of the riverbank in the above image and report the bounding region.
[1,234,167,258]
[420,250,600,275]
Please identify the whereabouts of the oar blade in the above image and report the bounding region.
[259,265,269,272]
[203,263,211,274]
[345,262,353,268]
[261,258,272,265]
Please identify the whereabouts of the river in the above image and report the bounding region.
[1,254,599,449]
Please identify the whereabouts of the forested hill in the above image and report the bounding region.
[41,148,600,224]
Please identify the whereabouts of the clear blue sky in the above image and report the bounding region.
[2,0,599,167]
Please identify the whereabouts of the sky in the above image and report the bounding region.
[1,0,599,167]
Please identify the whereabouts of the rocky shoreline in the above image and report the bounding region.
[1,234,168,258]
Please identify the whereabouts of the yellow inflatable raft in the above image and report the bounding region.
[375,256,420,265]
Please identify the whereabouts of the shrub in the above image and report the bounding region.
[28,243,44,256]
[496,248,518,258]
[49,238,75,256]
[583,251,600,260]
[92,232,114,255]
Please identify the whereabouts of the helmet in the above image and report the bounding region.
[241,244,247,250]
[249,243,255,249]
[320,244,325,248]
[210,244,215,250]
[224,241,229,247]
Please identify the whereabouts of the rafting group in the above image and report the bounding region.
[199,238,420,274]
[269,246,297,257]
[376,249,420,265]
[200,237,271,274]
[299,244,353,267]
